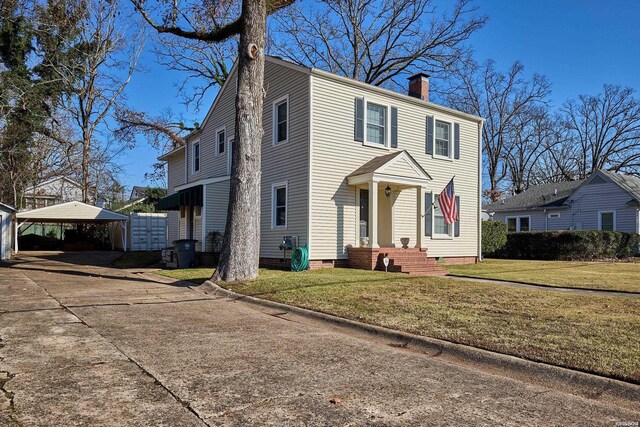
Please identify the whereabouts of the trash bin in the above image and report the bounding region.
[173,239,198,268]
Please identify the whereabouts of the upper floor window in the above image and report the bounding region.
[193,141,200,172]
[599,211,615,231]
[273,95,289,145]
[435,120,451,158]
[366,102,387,146]
[216,128,225,155]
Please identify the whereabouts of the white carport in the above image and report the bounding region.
[15,201,129,253]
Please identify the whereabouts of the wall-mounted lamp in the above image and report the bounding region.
[385,185,392,198]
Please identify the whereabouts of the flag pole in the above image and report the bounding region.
[427,175,456,212]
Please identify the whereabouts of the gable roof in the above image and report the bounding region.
[24,176,82,193]
[599,169,640,202]
[0,202,16,213]
[347,150,432,186]
[16,201,128,223]
[129,186,148,200]
[485,179,585,212]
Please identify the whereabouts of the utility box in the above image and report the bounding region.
[279,235,299,251]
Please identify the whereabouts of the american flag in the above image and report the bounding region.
[438,178,458,225]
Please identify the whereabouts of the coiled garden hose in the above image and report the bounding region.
[291,246,309,271]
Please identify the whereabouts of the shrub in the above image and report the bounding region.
[498,231,640,261]
[482,221,508,256]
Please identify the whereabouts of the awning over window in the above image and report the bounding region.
[155,185,203,211]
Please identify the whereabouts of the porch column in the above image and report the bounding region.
[368,181,379,248]
[416,186,427,249]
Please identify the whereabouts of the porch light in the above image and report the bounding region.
[385,185,391,198]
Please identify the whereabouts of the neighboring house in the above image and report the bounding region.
[157,56,483,270]
[22,176,106,209]
[129,186,148,201]
[485,169,640,234]
[0,202,16,260]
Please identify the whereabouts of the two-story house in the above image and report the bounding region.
[158,56,483,273]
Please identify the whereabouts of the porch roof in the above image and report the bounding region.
[347,150,432,186]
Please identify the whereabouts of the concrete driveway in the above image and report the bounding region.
[0,252,638,426]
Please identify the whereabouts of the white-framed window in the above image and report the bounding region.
[506,216,530,232]
[598,211,616,231]
[192,140,200,172]
[433,194,452,237]
[216,127,225,155]
[271,181,288,229]
[273,95,289,145]
[366,102,387,146]
[435,119,452,159]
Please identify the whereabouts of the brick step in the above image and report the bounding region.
[387,264,444,272]
[379,255,430,261]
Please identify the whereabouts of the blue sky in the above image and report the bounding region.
[118,0,640,191]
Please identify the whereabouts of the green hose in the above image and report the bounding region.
[291,246,309,271]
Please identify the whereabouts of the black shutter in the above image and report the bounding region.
[390,106,398,148]
[454,123,460,159]
[426,115,434,155]
[455,196,460,237]
[354,98,364,141]
[425,192,432,237]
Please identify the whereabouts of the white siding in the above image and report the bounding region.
[0,207,13,260]
[182,59,311,256]
[569,180,638,232]
[167,210,179,244]
[204,180,230,252]
[310,72,481,259]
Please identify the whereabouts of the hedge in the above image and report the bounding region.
[482,221,508,256]
[495,230,640,261]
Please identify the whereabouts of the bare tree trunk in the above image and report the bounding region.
[82,135,91,203]
[213,0,266,282]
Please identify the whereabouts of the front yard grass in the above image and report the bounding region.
[156,267,640,382]
[446,258,640,293]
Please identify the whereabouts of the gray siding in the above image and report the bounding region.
[204,180,230,252]
[569,180,639,232]
[167,151,185,194]
[167,210,179,243]
[492,208,572,231]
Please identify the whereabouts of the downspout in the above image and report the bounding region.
[477,120,484,262]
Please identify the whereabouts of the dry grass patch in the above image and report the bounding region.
[158,267,640,382]
[446,259,640,293]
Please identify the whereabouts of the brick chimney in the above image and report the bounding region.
[408,73,430,101]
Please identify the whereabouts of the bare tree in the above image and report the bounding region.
[114,106,195,185]
[153,0,240,109]
[270,0,486,88]
[132,0,295,281]
[562,84,640,178]
[506,107,561,193]
[47,0,144,202]
[446,59,551,201]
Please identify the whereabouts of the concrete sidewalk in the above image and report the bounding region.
[1,252,638,426]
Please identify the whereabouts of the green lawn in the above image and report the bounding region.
[156,267,640,382]
[446,259,640,293]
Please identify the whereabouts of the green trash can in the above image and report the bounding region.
[173,239,198,268]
